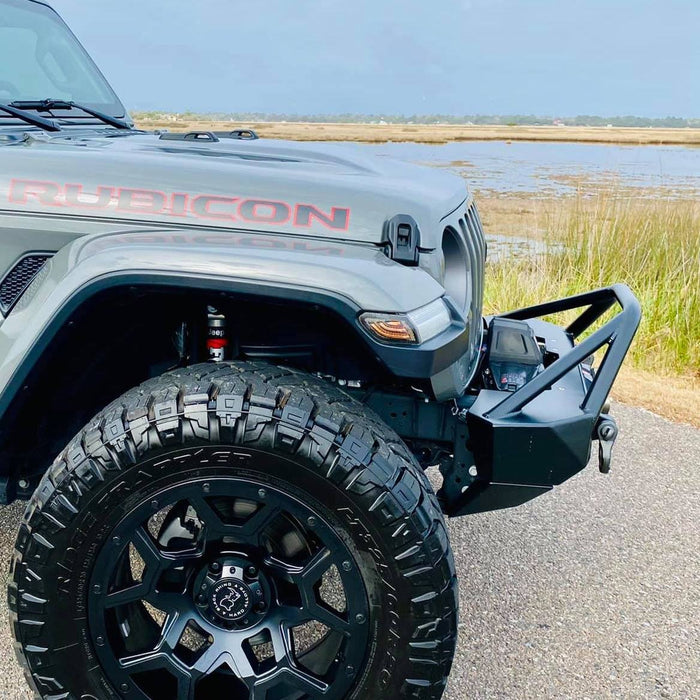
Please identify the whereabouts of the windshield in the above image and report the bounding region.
[0,0,125,120]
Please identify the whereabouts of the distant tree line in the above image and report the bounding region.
[133,111,699,128]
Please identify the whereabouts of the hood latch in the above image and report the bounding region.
[382,214,421,266]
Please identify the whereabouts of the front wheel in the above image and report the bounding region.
[10,362,458,699]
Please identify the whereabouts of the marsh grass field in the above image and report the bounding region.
[136,118,700,424]
[135,119,700,146]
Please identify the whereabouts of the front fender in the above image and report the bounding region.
[0,228,471,420]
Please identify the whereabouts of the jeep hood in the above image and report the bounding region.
[0,129,468,247]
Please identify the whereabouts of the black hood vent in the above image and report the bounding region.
[0,254,53,314]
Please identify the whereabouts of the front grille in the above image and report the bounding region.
[0,254,52,314]
[458,201,487,355]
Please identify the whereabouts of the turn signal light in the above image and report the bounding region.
[362,316,417,343]
[360,299,453,345]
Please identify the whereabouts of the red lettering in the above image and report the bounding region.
[8,179,62,206]
[6,179,352,233]
[191,195,239,221]
[64,183,115,209]
[117,188,167,214]
[294,204,350,231]
[169,193,190,217]
[238,199,291,225]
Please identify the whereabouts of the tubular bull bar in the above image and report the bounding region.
[453,284,641,516]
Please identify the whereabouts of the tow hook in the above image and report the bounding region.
[595,415,618,474]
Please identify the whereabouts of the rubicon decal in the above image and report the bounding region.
[7,179,351,231]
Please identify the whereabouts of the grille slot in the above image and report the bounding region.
[0,254,52,314]
[460,201,486,357]
[465,204,485,318]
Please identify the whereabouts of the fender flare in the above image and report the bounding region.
[0,230,470,421]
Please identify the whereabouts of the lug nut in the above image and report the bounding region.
[255,602,267,613]
[210,562,221,573]
[245,565,258,579]
[197,594,206,605]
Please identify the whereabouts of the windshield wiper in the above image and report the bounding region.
[10,99,132,130]
[0,102,61,132]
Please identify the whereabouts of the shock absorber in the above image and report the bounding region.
[207,306,227,361]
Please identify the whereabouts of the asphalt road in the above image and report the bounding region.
[0,402,698,699]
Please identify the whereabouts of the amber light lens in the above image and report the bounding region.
[360,299,453,345]
[362,317,417,343]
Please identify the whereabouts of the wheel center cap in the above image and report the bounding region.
[210,578,253,622]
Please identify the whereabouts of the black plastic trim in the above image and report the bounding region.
[382,214,421,265]
[0,252,53,315]
[158,129,259,142]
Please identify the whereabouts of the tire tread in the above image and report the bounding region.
[9,361,457,699]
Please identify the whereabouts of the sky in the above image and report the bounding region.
[48,0,699,117]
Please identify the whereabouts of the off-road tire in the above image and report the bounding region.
[9,361,458,699]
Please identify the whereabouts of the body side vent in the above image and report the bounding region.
[0,254,53,314]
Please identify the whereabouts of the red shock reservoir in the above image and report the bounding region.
[207,306,227,361]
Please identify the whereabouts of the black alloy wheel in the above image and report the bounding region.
[88,471,369,699]
[10,362,458,699]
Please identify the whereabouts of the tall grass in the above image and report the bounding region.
[484,196,700,377]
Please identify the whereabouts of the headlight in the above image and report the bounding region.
[360,298,452,344]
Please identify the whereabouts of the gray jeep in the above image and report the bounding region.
[0,1,641,699]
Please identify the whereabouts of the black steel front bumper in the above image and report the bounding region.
[451,284,641,516]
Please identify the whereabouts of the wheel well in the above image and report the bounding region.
[0,285,389,499]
